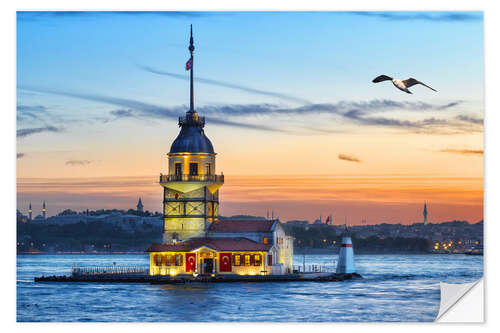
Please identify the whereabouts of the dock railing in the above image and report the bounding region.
[293,264,336,273]
[159,174,224,183]
[71,264,149,277]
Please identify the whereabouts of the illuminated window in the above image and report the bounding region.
[254,254,262,266]
[175,163,182,177]
[175,254,183,266]
[155,254,161,266]
[166,255,171,266]
[189,163,198,176]
[234,254,241,266]
[263,237,268,244]
[244,254,251,266]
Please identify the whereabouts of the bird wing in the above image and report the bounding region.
[403,78,437,92]
[372,75,393,83]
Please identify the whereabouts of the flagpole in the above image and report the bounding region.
[189,24,195,112]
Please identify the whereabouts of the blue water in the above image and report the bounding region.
[17,254,483,322]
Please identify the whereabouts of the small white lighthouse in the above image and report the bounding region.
[336,224,356,274]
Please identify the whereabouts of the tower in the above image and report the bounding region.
[423,202,428,225]
[42,201,46,219]
[28,202,32,221]
[336,224,356,274]
[137,197,144,213]
[159,25,224,244]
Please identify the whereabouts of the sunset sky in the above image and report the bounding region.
[16,11,484,224]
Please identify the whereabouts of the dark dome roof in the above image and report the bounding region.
[169,114,215,154]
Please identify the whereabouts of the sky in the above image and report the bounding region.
[16,11,484,224]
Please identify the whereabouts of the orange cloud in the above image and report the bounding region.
[439,149,483,155]
[338,154,362,163]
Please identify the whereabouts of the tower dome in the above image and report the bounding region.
[169,111,215,154]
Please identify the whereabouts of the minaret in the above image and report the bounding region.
[137,197,144,213]
[28,202,32,221]
[42,201,46,219]
[159,25,224,244]
[423,202,428,225]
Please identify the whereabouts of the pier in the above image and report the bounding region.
[34,264,361,284]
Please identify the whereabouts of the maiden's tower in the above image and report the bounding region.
[146,26,294,276]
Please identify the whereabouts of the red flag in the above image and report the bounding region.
[185,58,192,71]
[325,216,330,224]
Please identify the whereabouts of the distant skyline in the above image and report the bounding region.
[17,11,484,224]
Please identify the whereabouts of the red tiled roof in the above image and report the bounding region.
[208,219,275,233]
[145,237,272,253]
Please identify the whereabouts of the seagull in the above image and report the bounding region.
[372,75,437,94]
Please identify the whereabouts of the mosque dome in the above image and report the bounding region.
[169,111,215,154]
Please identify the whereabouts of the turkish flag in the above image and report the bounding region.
[185,58,192,71]
[219,253,232,272]
[185,253,196,273]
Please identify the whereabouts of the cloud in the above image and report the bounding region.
[439,149,483,155]
[348,12,482,22]
[456,115,483,124]
[17,105,48,121]
[17,153,25,159]
[192,101,477,134]
[66,160,93,166]
[194,99,463,117]
[17,125,64,138]
[338,153,362,163]
[20,86,282,132]
[19,86,479,135]
[18,11,206,22]
[110,109,136,118]
[138,65,312,104]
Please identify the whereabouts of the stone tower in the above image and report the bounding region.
[160,25,224,244]
[28,202,32,221]
[42,201,46,219]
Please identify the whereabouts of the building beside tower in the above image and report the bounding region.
[146,26,294,276]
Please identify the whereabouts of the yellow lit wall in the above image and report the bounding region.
[167,152,216,176]
[149,251,271,276]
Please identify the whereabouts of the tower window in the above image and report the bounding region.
[244,254,251,266]
[175,163,182,177]
[205,163,212,175]
[189,163,198,176]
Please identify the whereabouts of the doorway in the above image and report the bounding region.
[203,258,214,274]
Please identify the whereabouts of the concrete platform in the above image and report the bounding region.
[34,272,362,284]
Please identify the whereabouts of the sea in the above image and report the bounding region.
[16,253,483,322]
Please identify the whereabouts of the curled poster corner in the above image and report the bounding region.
[436,278,484,322]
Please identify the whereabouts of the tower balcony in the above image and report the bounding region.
[159,174,224,183]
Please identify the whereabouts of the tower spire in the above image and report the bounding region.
[189,24,195,113]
